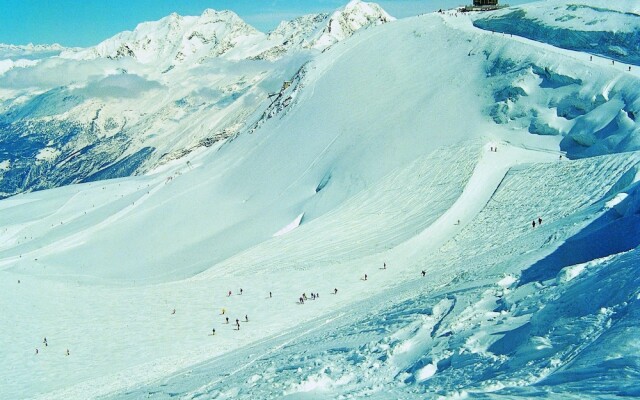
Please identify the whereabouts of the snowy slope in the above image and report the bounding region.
[473,0,640,65]
[1,2,640,399]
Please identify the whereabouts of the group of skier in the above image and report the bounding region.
[299,291,321,304]
[34,337,70,357]
[212,292,252,332]
[532,216,543,228]
[32,202,547,353]
[33,259,430,356]
[169,260,435,340]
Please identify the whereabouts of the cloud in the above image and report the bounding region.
[0,57,105,90]
[76,73,163,98]
[0,55,155,93]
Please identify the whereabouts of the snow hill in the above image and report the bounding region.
[0,0,392,199]
[2,1,640,399]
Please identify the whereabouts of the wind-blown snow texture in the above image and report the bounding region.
[473,0,640,65]
[1,1,640,399]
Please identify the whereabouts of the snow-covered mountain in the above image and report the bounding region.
[0,1,393,199]
[256,0,394,60]
[2,1,640,399]
[311,0,395,49]
[61,0,394,66]
[0,43,66,59]
[0,43,66,74]
[61,9,267,67]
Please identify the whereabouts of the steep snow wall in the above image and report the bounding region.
[473,1,640,65]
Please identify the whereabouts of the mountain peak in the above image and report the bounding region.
[252,1,393,60]
[199,8,238,21]
[61,8,263,65]
[345,0,367,9]
[60,2,393,65]
[201,8,217,17]
[311,0,394,49]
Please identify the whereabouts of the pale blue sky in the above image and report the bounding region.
[0,0,534,47]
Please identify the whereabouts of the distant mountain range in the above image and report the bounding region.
[0,0,393,198]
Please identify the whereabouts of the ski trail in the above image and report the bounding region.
[392,141,558,262]
[0,177,166,270]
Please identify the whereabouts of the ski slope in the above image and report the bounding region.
[2,2,640,399]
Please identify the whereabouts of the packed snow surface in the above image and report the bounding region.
[2,1,640,399]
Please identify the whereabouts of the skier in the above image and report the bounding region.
[269,291,272,298]
[383,262,386,270]
[236,319,240,330]
[316,292,319,299]
[225,317,229,324]
[222,308,226,315]
[239,288,243,295]
[299,296,304,304]
[66,349,70,356]
[35,348,38,355]
[311,293,316,300]
[212,328,216,335]
[538,217,542,225]
[364,274,368,281]
[228,290,232,297]
[422,270,426,277]
[532,220,536,228]
[334,288,338,294]
[172,308,176,315]
[43,337,47,347]
[303,293,307,300]
[245,315,249,322]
